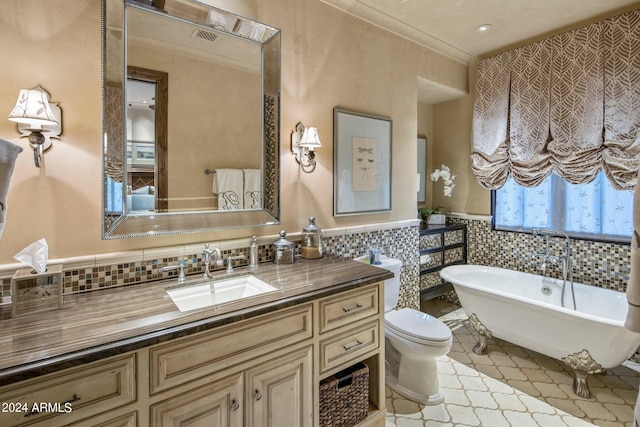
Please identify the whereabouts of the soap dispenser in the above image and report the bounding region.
[301,216,323,259]
[249,236,259,268]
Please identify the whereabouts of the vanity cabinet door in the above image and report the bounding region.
[244,346,312,427]
[150,374,243,427]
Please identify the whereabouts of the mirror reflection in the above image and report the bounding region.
[102,0,281,238]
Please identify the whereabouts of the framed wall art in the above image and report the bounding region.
[333,108,392,216]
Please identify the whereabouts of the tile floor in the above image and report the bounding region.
[384,299,640,427]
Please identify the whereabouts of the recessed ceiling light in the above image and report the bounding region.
[476,24,493,32]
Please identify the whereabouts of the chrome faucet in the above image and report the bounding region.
[532,228,552,276]
[532,229,571,277]
[202,244,221,278]
[531,229,575,309]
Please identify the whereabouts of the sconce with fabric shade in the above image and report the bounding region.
[8,86,62,167]
[291,122,321,173]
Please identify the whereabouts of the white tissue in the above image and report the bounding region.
[14,238,48,274]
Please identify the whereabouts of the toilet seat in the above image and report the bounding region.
[385,308,452,345]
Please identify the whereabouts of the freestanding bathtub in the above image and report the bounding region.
[440,264,640,398]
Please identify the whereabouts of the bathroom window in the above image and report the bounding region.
[493,170,633,242]
[106,177,124,214]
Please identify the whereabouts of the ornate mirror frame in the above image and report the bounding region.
[102,0,281,239]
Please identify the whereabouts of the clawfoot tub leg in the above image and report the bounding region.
[561,349,604,399]
[572,370,591,399]
[467,314,493,355]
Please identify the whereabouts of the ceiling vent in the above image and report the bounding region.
[192,29,218,43]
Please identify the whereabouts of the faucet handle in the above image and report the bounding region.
[160,259,188,283]
[225,255,246,273]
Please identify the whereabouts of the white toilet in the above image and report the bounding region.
[358,255,453,405]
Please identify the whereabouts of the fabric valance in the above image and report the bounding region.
[471,10,640,190]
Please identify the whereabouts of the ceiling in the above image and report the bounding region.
[320,0,640,102]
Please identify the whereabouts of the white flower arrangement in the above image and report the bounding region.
[431,164,456,197]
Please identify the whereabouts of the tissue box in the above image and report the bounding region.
[11,265,63,317]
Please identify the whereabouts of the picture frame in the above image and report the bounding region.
[333,108,392,216]
[127,141,155,167]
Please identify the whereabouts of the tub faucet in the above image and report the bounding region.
[202,244,221,278]
[533,229,571,276]
[532,228,551,275]
[531,229,575,309]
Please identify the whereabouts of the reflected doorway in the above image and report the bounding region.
[126,66,168,212]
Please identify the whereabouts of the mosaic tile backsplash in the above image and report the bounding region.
[0,216,630,311]
[448,217,631,293]
[0,222,422,311]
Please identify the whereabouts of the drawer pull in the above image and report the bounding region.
[230,399,240,412]
[253,390,263,401]
[25,394,81,418]
[342,303,363,313]
[343,340,363,352]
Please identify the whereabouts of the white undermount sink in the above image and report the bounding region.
[166,275,278,312]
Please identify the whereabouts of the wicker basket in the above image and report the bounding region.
[319,363,369,427]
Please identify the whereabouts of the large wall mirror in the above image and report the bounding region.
[102,0,281,239]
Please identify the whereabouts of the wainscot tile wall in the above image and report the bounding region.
[447,216,631,293]
[0,219,422,311]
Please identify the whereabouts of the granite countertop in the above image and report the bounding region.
[0,255,392,386]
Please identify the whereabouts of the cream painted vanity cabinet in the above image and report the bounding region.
[0,282,386,427]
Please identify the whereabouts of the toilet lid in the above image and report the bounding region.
[385,308,452,343]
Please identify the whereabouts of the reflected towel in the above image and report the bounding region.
[626,169,640,332]
[212,169,243,210]
[243,169,261,210]
[0,139,24,239]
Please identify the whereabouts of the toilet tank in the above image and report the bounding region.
[354,255,402,312]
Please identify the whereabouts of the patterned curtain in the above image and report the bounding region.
[509,38,553,187]
[470,51,511,189]
[603,10,640,190]
[471,10,640,190]
[548,22,604,185]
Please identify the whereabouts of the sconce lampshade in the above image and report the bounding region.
[299,127,321,149]
[8,89,58,128]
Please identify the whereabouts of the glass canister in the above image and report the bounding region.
[273,230,295,264]
[301,216,323,259]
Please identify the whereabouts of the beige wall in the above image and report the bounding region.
[129,43,261,210]
[417,102,432,210]
[431,95,490,215]
[0,0,467,264]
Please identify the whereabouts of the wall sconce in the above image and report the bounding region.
[8,86,62,167]
[291,122,321,173]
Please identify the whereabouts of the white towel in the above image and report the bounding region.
[212,169,243,210]
[243,169,261,210]
[0,139,24,239]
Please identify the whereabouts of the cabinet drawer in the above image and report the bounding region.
[318,284,379,334]
[150,304,313,394]
[0,354,136,427]
[319,320,379,373]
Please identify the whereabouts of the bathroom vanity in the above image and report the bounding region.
[0,256,390,427]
